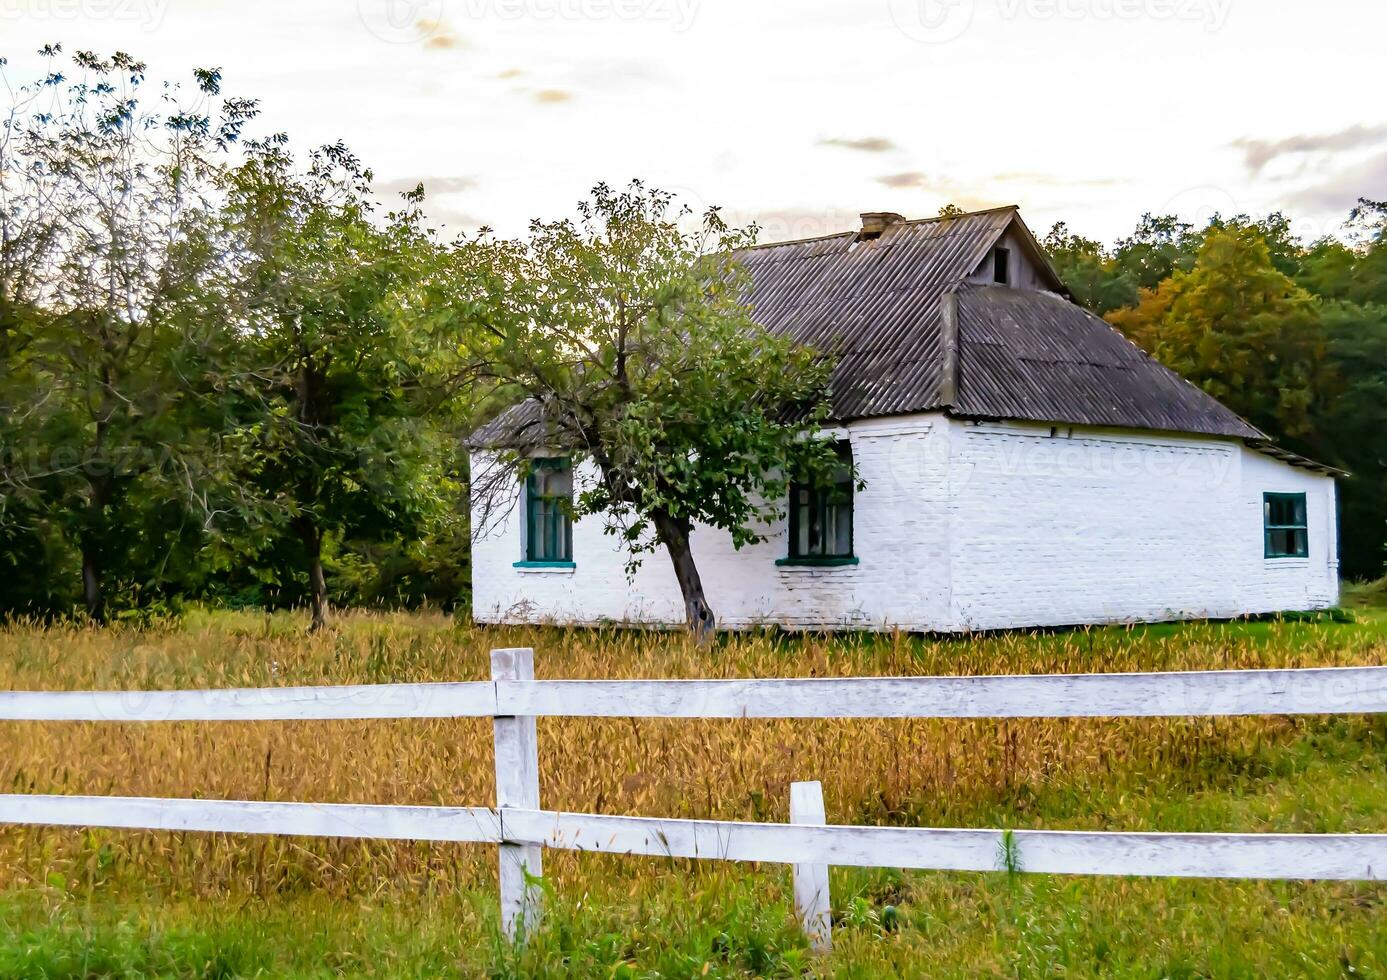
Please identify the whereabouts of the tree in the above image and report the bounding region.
[461,181,843,640]
[1112,213,1201,291]
[1297,238,1360,302]
[1318,301,1387,579]
[214,141,460,631]
[1107,222,1335,451]
[0,47,255,619]
[1300,200,1387,580]
[1040,222,1138,314]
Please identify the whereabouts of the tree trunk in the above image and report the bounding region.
[652,509,716,644]
[297,518,329,632]
[81,548,104,622]
[80,473,110,622]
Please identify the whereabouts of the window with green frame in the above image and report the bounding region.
[1264,491,1308,558]
[525,459,572,563]
[786,442,854,562]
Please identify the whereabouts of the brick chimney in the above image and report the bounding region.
[858,211,906,240]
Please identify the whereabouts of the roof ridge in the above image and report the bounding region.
[741,204,1020,252]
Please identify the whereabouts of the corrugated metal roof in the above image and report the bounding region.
[953,286,1264,439]
[740,207,1016,419]
[470,206,1271,447]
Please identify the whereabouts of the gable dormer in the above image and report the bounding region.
[965,217,1061,291]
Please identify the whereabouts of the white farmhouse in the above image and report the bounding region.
[469,207,1340,631]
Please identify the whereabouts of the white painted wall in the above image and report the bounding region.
[469,414,1339,631]
[944,421,1338,629]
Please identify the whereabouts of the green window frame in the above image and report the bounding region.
[783,442,855,564]
[524,458,573,564]
[1264,491,1308,559]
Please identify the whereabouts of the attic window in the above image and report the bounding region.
[992,246,1010,284]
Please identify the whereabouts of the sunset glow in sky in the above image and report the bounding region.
[4,0,1384,244]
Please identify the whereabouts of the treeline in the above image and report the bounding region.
[2,49,1383,626]
[1043,210,1387,580]
[1,50,477,625]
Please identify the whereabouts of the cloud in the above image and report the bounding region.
[375,175,479,200]
[534,89,573,104]
[991,171,1124,189]
[1284,150,1387,216]
[414,17,467,50]
[496,68,525,79]
[876,171,931,188]
[571,62,666,91]
[818,137,897,153]
[1232,123,1387,175]
[369,173,486,232]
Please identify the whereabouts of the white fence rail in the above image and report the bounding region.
[1,651,1385,949]
[3,665,1384,722]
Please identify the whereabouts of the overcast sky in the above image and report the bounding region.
[4,0,1384,245]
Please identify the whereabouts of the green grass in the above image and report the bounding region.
[2,860,1384,977]
[1345,576,1387,620]
[1,601,1385,977]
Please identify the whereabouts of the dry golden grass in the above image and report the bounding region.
[1,607,1383,903]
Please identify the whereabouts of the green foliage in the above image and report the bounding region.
[1,51,472,621]
[1040,222,1138,314]
[0,47,254,619]
[1107,222,1332,445]
[1113,212,1202,290]
[210,139,466,627]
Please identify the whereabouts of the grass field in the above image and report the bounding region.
[1,590,1385,977]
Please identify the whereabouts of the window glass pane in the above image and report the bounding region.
[1263,492,1309,558]
[786,443,854,560]
[535,467,566,497]
[831,502,852,555]
[525,460,572,561]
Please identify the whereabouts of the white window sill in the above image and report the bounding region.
[1264,558,1310,568]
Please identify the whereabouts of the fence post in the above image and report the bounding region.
[491,647,543,941]
[790,780,832,952]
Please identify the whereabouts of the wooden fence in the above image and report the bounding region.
[1,649,1385,951]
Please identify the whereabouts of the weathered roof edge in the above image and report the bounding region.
[741,204,1068,293]
[470,397,1344,480]
[1247,442,1348,478]
[936,402,1341,478]
[739,203,1017,251]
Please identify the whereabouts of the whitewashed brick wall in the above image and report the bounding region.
[469,414,1339,630]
